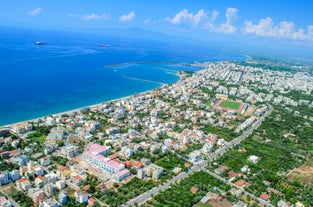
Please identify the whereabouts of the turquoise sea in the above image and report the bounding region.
[0,27,247,126]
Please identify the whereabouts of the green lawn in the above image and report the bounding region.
[155,154,186,170]
[26,132,46,143]
[205,98,214,106]
[220,100,241,110]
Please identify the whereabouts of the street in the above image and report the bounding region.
[124,105,273,206]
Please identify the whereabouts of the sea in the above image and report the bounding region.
[0,27,247,126]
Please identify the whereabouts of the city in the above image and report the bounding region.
[0,59,312,207]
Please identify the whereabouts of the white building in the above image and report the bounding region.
[248,155,260,164]
[144,164,163,180]
[120,146,133,158]
[75,190,88,203]
[42,198,61,207]
[188,150,202,163]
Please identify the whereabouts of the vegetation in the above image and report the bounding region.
[202,124,238,142]
[0,159,19,171]
[155,154,186,171]
[220,100,241,110]
[12,191,33,207]
[100,177,156,207]
[51,155,68,166]
[215,104,313,206]
[152,171,230,207]
[26,132,46,143]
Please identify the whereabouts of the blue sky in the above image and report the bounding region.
[1,0,313,50]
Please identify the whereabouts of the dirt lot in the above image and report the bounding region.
[287,164,313,186]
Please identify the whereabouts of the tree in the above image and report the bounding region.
[113,182,119,188]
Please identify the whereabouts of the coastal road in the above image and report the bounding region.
[124,105,273,207]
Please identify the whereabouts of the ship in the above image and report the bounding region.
[36,41,48,45]
[99,44,110,48]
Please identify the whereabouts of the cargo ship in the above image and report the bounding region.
[36,41,48,45]
[99,44,110,48]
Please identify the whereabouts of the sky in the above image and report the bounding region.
[1,0,313,55]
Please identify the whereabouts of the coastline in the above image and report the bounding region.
[1,65,186,127]
[1,56,247,127]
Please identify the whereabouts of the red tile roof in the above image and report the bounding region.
[190,186,199,194]
[235,179,246,186]
[83,184,91,191]
[260,193,271,201]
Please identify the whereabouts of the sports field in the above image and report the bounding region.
[220,100,241,110]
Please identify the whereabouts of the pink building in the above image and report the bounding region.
[83,144,125,174]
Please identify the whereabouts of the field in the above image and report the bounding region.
[220,100,241,110]
[287,163,313,186]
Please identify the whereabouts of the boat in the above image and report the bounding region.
[99,44,110,48]
[36,41,48,45]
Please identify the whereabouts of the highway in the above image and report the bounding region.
[124,105,273,207]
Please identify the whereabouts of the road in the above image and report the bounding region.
[124,105,273,207]
[0,187,20,207]
[203,169,274,207]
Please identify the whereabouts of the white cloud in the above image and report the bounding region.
[167,8,238,34]
[81,13,110,21]
[119,11,135,22]
[167,9,208,26]
[143,18,151,24]
[28,7,42,16]
[214,8,238,33]
[243,17,313,41]
[203,10,219,30]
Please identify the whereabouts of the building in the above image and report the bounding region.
[9,170,20,182]
[120,146,133,158]
[0,196,11,207]
[16,177,31,191]
[35,176,44,188]
[137,169,145,179]
[233,201,248,207]
[40,156,51,167]
[55,180,66,190]
[277,200,289,207]
[44,183,56,197]
[112,169,130,182]
[188,150,202,163]
[86,144,111,156]
[28,187,45,203]
[58,191,68,204]
[60,145,80,158]
[248,155,260,164]
[230,188,243,197]
[83,144,125,174]
[202,142,214,154]
[75,190,88,203]
[10,122,32,134]
[295,202,305,207]
[18,155,29,166]
[190,186,199,194]
[44,173,58,184]
[0,172,10,186]
[41,198,61,207]
[260,192,271,201]
[144,164,163,180]
[216,93,228,100]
